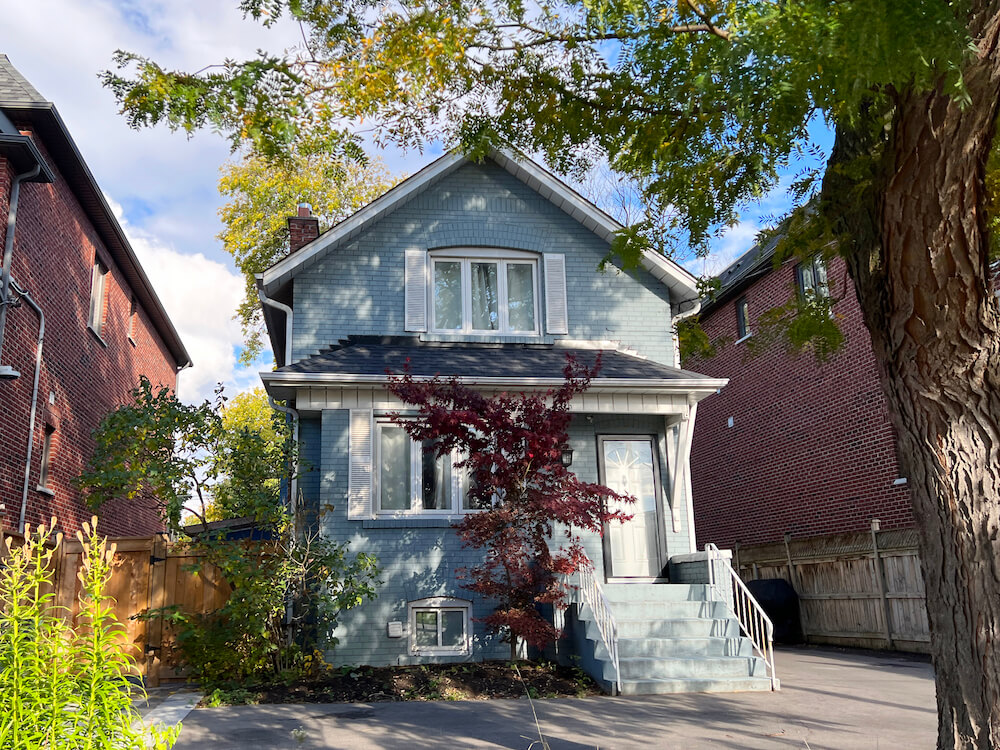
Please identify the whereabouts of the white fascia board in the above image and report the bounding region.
[261,152,467,292]
[259,370,729,392]
[490,149,699,303]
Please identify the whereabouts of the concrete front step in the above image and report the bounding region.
[618,676,773,695]
[609,655,765,681]
[603,583,711,603]
[611,636,753,659]
[599,599,728,620]
[593,616,741,639]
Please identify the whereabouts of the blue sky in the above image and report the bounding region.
[4,0,828,403]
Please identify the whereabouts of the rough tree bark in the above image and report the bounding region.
[823,5,1000,748]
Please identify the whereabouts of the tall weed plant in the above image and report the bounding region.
[0,518,178,749]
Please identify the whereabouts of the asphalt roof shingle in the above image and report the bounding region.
[275,337,712,382]
[0,55,47,105]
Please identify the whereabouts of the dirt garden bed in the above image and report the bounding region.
[200,660,601,706]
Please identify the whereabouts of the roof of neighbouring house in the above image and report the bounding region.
[0,54,191,369]
[699,230,784,318]
[262,336,725,390]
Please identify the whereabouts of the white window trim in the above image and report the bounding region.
[373,419,479,517]
[428,249,541,336]
[88,261,109,336]
[408,597,472,656]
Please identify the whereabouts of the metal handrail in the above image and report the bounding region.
[705,543,779,690]
[577,559,621,694]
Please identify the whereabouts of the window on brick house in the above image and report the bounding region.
[736,297,750,340]
[38,424,55,491]
[408,597,471,655]
[88,261,109,336]
[127,296,137,345]
[797,255,829,299]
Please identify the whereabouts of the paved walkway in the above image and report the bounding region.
[172,646,936,749]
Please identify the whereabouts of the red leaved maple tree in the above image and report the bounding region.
[387,355,632,659]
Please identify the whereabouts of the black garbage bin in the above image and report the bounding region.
[745,578,803,644]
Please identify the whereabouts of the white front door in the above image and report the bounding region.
[600,437,663,578]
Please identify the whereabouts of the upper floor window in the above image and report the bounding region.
[797,255,829,299]
[430,250,539,335]
[375,419,485,515]
[127,296,137,345]
[88,261,109,336]
[736,297,750,340]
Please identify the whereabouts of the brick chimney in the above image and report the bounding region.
[287,202,320,254]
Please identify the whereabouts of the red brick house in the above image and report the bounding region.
[684,241,913,550]
[0,55,190,537]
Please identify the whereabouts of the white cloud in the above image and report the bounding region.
[106,197,255,403]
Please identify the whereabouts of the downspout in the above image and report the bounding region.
[0,163,42,378]
[671,298,702,368]
[257,287,299,520]
[258,287,300,634]
[12,278,44,534]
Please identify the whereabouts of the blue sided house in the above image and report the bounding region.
[257,150,778,694]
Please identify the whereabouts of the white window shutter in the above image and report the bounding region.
[348,409,374,520]
[544,253,569,334]
[404,249,428,332]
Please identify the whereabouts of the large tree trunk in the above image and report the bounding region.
[824,7,1000,748]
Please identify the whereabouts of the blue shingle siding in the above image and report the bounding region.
[316,409,691,667]
[291,161,674,365]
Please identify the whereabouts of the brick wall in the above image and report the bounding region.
[0,128,178,537]
[685,255,913,549]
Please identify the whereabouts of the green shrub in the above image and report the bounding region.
[0,519,179,749]
[156,529,379,688]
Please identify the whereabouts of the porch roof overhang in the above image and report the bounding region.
[259,337,728,408]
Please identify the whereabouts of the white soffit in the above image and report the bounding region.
[261,148,700,303]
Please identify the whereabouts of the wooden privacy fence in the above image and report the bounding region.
[1,531,231,686]
[733,522,930,653]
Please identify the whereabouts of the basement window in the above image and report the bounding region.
[408,597,471,655]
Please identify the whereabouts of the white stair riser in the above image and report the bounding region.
[608,600,728,619]
[608,656,765,681]
[619,677,773,695]
[605,637,753,659]
[602,583,711,603]
[609,618,740,639]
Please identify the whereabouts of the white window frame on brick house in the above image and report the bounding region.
[796,255,829,299]
[428,248,540,336]
[373,418,487,517]
[408,597,472,655]
[735,296,751,341]
[87,260,109,337]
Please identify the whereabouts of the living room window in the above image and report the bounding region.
[430,250,539,335]
[375,421,481,514]
[408,597,471,655]
[797,255,829,299]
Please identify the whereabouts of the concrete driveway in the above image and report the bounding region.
[171,646,936,749]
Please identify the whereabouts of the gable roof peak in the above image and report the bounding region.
[261,148,700,304]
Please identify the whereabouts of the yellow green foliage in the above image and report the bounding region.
[217,147,398,362]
